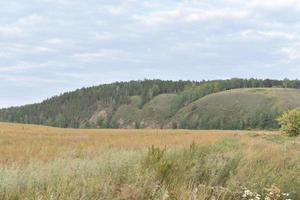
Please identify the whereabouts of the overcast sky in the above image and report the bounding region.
[1,0,300,108]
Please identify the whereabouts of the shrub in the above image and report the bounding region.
[142,146,175,184]
[172,122,178,129]
[277,109,300,137]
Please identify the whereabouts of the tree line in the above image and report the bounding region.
[0,78,299,129]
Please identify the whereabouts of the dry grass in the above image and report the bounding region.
[0,122,299,200]
[0,122,240,165]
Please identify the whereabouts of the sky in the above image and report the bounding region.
[0,0,300,108]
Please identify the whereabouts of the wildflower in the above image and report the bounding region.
[245,189,253,196]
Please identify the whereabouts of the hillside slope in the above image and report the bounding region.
[112,94,178,128]
[172,88,300,130]
[0,79,300,130]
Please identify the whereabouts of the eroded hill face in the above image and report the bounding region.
[1,79,300,130]
[112,94,178,128]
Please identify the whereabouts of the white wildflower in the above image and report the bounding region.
[245,189,253,196]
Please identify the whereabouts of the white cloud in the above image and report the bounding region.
[94,32,116,41]
[239,30,296,40]
[0,74,67,85]
[17,14,47,26]
[72,49,127,62]
[0,62,52,73]
[0,26,22,36]
[247,0,299,9]
[45,38,63,45]
[0,52,12,59]
[134,7,250,27]
[8,44,55,54]
[133,10,180,27]
[281,46,300,61]
[185,9,249,22]
[105,5,127,16]
[0,14,48,38]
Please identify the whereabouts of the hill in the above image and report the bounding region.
[172,88,300,130]
[112,94,178,128]
[0,78,300,130]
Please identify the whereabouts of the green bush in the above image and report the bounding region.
[277,109,300,137]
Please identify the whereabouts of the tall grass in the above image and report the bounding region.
[0,123,299,199]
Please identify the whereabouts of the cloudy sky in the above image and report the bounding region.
[1,0,300,107]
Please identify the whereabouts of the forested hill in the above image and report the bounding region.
[1,78,300,130]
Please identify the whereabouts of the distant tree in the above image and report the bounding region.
[84,121,91,128]
[55,114,68,128]
[135,121,141,129]
[172,122,178,129]
[283,78,290,88]
[1,78,300,129]
[46,118,55,126]
[277,109,300,137]
[101,119,110,128]
[159,121,164,129]
[96,117,105,127]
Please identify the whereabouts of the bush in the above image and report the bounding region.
[277,109,300,137]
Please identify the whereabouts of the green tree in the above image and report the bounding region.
[55,114,68,128]
[172,122,178,129]
[96,117,105,127]
[277,109,300,137]
[1,78,300,129]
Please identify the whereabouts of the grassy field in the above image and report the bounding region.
[0,123,299,199]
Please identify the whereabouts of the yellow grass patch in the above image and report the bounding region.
[0,123,299,199]
[0,122,242,165]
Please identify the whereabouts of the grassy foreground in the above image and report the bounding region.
[0,123,299,200]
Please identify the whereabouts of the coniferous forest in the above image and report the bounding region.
[1,78,300,130]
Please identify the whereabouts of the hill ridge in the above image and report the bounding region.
[1,78,300,130]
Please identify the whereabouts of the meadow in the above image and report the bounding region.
[0,122,299,200]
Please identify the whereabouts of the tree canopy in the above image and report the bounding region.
[0,78,299,130]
